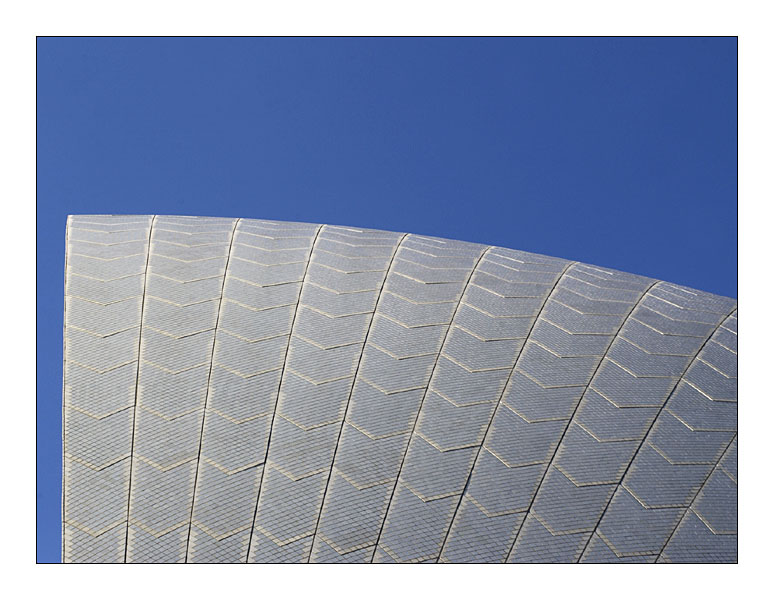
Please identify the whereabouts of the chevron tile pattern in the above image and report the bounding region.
[62,215,738,563]
[63,215,154,563]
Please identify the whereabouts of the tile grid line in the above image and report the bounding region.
[504,275,661,563]
[655,432,737,563]
[244,224,325,562]
[434,259,578,562]
[183,217,241,562]
[575,304,739,562]
[61,216,71,562]
[122,215,156,563]
[306,233,409,562]
[369,244,493,563]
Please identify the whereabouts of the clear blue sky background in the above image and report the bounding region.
[37,37,737,562]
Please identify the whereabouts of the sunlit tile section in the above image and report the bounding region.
[62,216,737,563]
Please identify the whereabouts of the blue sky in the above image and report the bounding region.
[37,36,737,562]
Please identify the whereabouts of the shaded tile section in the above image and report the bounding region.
[376,249,571,563]
[658,439,737,563]
[442,264,654,563]
[580,309,737,562]
[508,285,736,563]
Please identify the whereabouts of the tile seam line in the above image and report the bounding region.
[369,244,493,563]
[435,259,578,563]
[306,232,409,563]
[244,223,325,563]
[575,305,738,563]
[183,217,241,562]
[61,216,71,563]
[122,215,156,563]
[654,433,737,563]
[504,275,661,563]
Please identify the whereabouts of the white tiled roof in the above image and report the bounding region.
[62,215,737,563]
